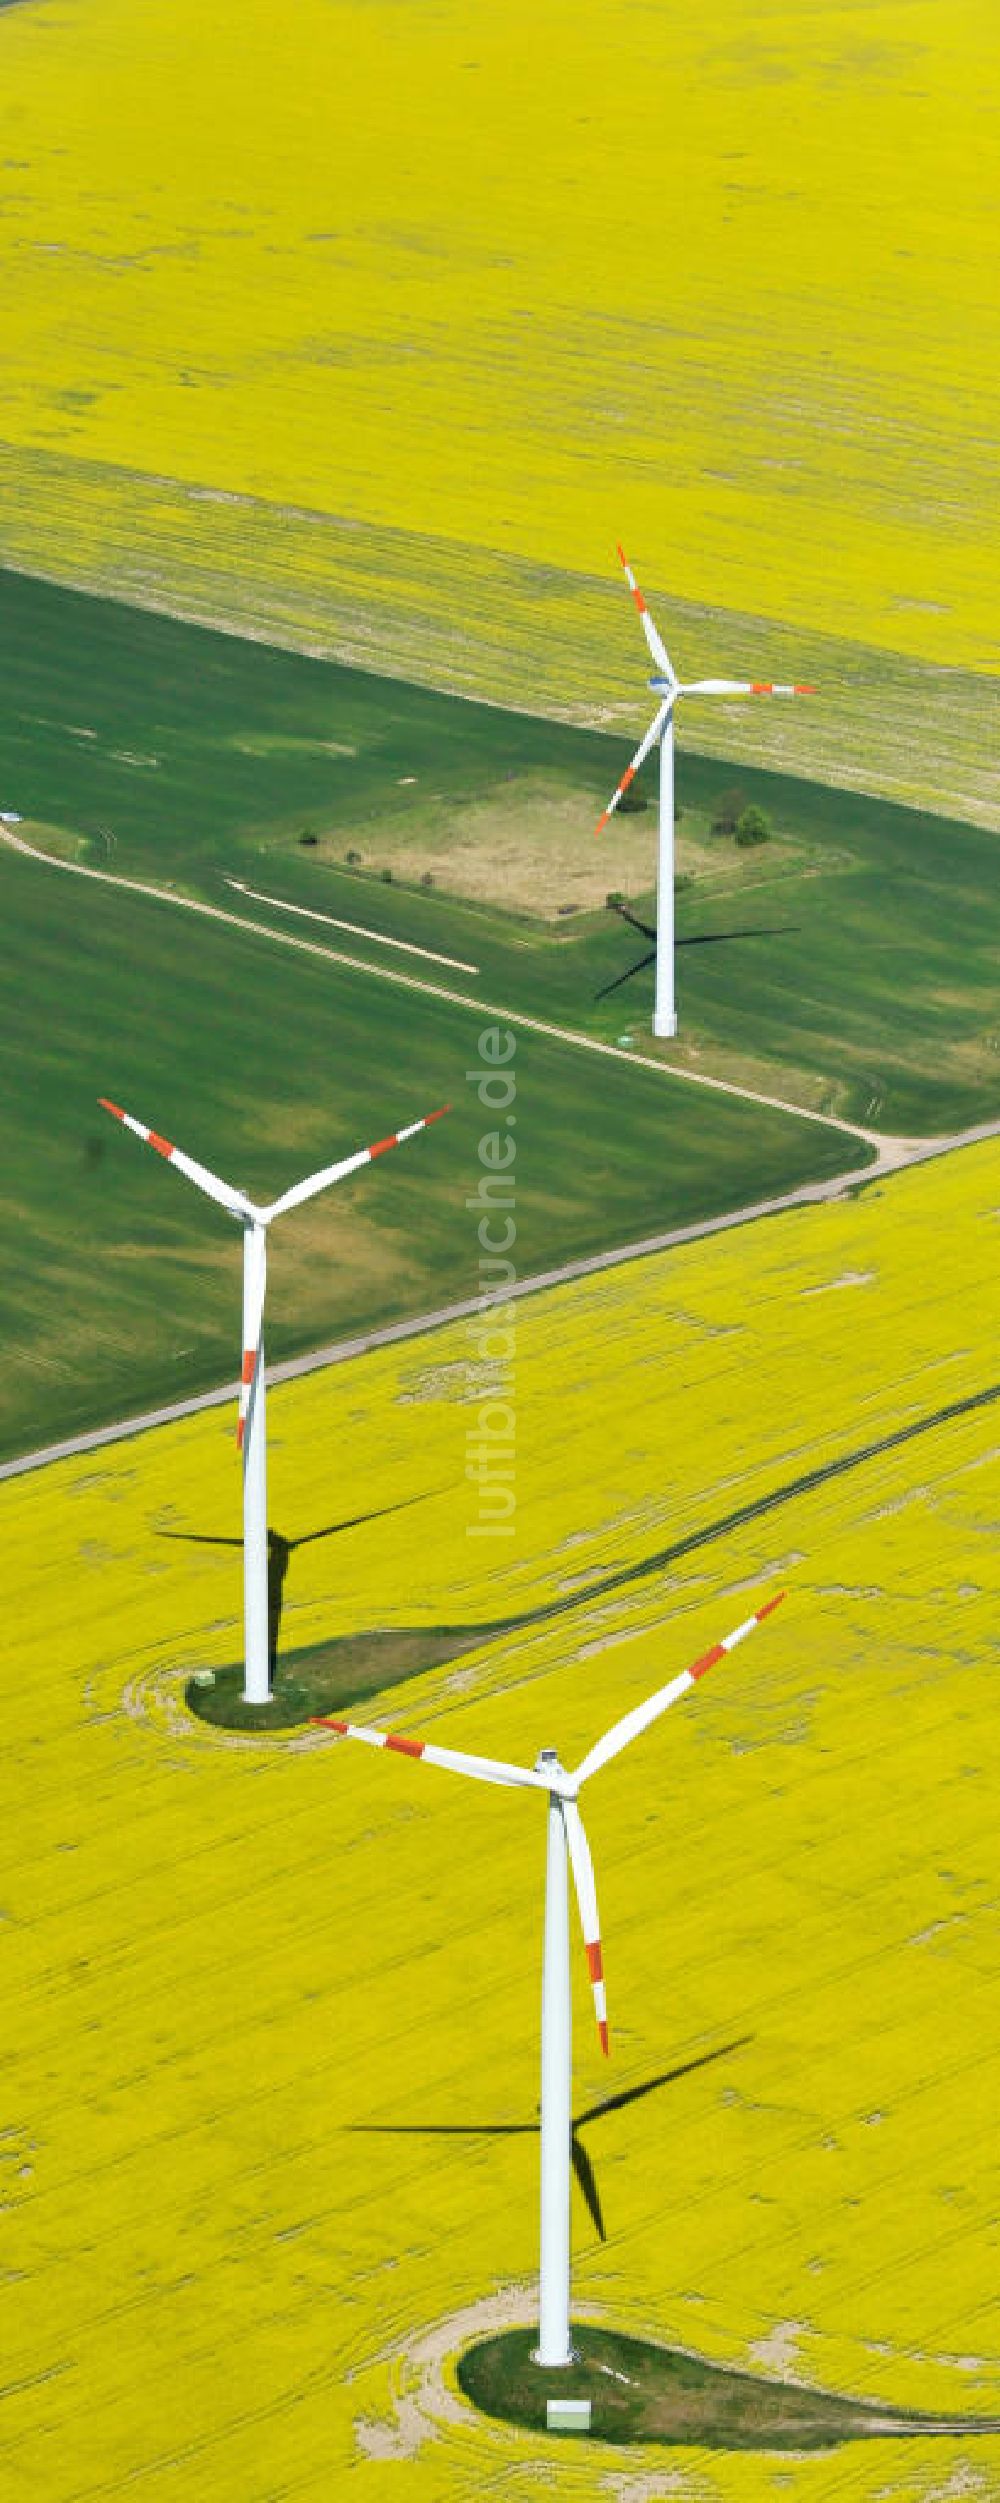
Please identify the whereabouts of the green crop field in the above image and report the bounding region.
[4,570,999,1138]
[0,829,856,1465]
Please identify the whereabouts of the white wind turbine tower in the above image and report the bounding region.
[315,1590,784,2366]
[99,1094,449,1706]
[597,547,815,1038]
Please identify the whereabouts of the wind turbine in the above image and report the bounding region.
[314,1589,784,2366]
[597,547,815,1039]
[98,1094,450,1706]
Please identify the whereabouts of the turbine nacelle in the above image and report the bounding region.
[535,1746,577,1798]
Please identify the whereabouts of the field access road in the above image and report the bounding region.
[2,821,881,1148]
[224,876,482,976]
[3,1113,998,1484]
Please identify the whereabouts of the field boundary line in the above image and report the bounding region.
[4,1121,999,1484]
[1,823,880,1147]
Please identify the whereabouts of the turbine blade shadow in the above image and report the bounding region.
[159,1490,435,1555]
[344,2044,750,2247]
[160,1489,443,1668]
[159,1530,242,1547]
[571,2129,606,2241]
[610,902,657,942]
[595,949,656,1002]
[596,920,796,1005]
[677,924,799,949]
[574,2036,753,2131]
[347,2122,534,2137]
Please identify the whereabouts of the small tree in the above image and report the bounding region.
[735,805,771,848]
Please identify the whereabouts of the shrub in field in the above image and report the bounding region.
[735,805,771,847]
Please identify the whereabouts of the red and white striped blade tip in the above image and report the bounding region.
[586,1941,610,2057]
[372,1103,451,1154]
[690,1589,786,1679]
[615,543,656,630]
[99,1096,172,1158]
[411,1104,451,1128]
[595,766,640,837]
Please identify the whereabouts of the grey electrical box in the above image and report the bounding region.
[546,2396,592,2433]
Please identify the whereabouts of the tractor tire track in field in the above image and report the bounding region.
[189,1370,1000,1723]
[509,1373,1000,1641]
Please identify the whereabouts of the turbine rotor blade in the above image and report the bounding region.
[236,1223,267,1453]
[617,544,676,680]
[312,1715,550,1792]
[563,1799,609,2056]
[678,680,817,698]
[595,703,671,835]
[98,1098,253,1221]
[572,1593,786,1786]
[263,1104,450,1221]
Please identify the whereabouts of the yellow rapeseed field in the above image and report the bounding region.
[0,0,996,822]
[4,1140,1000,2497]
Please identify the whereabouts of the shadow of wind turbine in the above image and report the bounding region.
[346,2038,752,2246]
[159,1489,438,1663]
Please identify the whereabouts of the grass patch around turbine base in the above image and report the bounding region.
[456,2325,998,2453]
[184,1623,495,1731]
